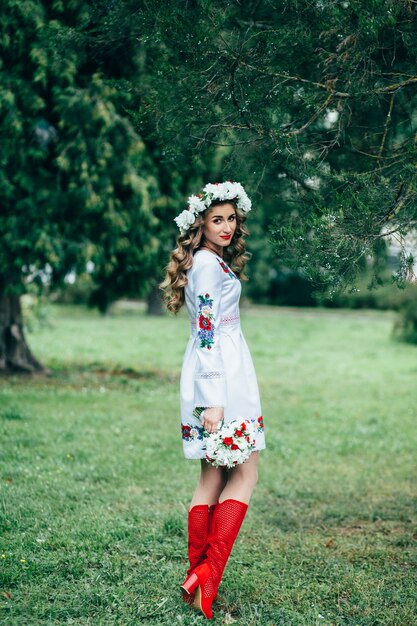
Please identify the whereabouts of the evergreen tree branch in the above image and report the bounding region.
[238,61,351,98]
[377,93,395,164]
[287,94,334,137]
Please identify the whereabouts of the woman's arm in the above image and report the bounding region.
[192,256,226,432]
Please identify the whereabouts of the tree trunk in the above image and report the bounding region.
[0,293,45,374]
[146,282,165,316]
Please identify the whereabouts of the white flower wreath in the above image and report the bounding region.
[174,181,252,235]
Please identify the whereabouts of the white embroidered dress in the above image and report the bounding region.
[180,249,266,459]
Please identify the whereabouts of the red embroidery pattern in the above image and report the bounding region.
[216,257,238,279]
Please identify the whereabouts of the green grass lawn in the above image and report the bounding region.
[1,304,416,625]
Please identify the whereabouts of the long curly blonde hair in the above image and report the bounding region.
[160,200,251,314]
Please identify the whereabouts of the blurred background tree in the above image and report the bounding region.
[0,0,161,371]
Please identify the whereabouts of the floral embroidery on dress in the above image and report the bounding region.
[197,292,216,349]
[256,416,264,432]
[182,422,205,441]
[216,257,237,280]
[249,416,264,433]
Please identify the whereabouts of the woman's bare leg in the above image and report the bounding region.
[218,451,259,504]
[189,460,228,509]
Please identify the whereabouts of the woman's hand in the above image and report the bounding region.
[201,407,224,433]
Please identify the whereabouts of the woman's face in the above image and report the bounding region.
[202,203,237,250]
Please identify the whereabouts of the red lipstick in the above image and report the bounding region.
[220,235,231,240]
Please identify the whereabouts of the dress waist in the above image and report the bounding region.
[190,314,240,336]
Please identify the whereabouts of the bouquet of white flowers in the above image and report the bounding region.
[204,418,256,468]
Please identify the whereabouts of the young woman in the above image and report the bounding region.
[160,181,266,619]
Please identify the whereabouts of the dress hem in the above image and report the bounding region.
[183,443,266,460]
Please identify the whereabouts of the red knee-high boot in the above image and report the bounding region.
[181,499,248,619]
[181,503,216,605]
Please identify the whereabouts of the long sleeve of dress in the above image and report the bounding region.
[192,257,227,407]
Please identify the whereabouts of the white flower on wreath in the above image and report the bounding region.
[174,209,196,234]
[202,181,252,212]
[187,195,206,213]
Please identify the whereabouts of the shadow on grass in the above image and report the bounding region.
[1,363,178,390]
